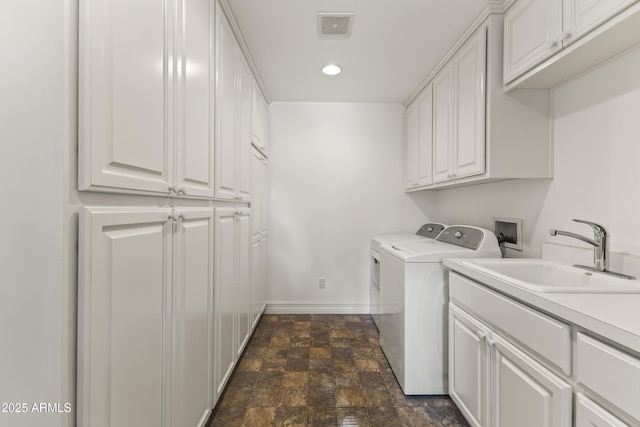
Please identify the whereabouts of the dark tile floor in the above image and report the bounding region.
[208,314,469,427]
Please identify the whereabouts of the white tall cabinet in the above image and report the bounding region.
[78,207,214,427]
[77,0,267,425]
[79,0,215,198]
[214,4,251,202]
[251,149,269,329]
[213,207,251,399]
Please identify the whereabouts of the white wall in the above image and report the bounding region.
[0,1,72,426]
[268,103,436,311]
[435,46,640,263]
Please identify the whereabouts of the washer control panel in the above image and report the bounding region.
[415,222,446,239]
[436,226,484,249]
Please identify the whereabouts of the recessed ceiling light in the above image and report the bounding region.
[322,64,342,76]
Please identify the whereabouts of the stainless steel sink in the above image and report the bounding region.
[462,259,640,293]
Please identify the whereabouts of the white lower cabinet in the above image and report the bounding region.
[78,206,213,427]
[576,393,630,427]
[449,271,640,427]
[251,235,268,330]
[449,303,572,427]
[449,304,490,427]
[213,207,251,400]
[491,333,572,427]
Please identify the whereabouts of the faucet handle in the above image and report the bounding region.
[572,219,606,237]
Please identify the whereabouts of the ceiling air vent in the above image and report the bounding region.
[318,12,355,38]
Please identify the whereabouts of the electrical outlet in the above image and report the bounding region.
[319,277,326,289]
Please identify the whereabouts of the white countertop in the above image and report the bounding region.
[444,258,640,354]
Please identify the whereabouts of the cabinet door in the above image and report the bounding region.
[251,236,268,330]
[454,28,486,179]
[251,149,267,240]
[213,208,237,398]
[237,56,253,202]
[236,209,252,357]
[252,79,269,156]
[432,62,455,183]
[417,85,434,186]
[171,207,213,426]
[79,0,173,194]
[449,304,490,427]
[214,8,238,200]
[563,0,637,45]
[173,0,214,198]
[78,207,172,427]
[491,334,572,427]
[503,0,562,84]
[405,102,420,188]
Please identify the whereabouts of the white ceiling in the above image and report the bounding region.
[227,0,488,103]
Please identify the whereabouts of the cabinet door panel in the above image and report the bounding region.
[215,11,238,200]
[449,304,490,427]
[417,85,434,186]
[174,0,214,198]
[405,103,420,188]
[79,0,172,194]
[491,334,572,427]
[503,0,562,83]
[432,63,455,183]
[214,208,237,397]
[563,0,637,45]
[78,207,172,427]
[236,210,252,357]
[454,28,486,179]
[172,208,213,426]
[237,56,253,202]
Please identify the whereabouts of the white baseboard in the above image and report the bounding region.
[265,301,371,315]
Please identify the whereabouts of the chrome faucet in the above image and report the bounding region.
[549,219,635,280]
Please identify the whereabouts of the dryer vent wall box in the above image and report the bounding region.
[494,217,522,251]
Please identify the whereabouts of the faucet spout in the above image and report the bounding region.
[549,219,608,272]
[549,229,599,247]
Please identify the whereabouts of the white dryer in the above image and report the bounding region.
[379,225,500,395]
[370,223,446,329]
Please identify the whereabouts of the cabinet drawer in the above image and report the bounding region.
[577,333,640,422]
[576,393,629,427]
[449,272,571,375]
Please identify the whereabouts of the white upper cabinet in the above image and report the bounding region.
[453,27,486,180]
[503,0,563,84]
[214,9,238,201]
[563,0,637,44]
[432,63,455,184]
[405,84,433,189]
[173,0,215,198]
[79,0,215,197]
[504,0,640,88]
[237,56,253,202]
[215,5,253,202]
[406,13,551,191]
[79,0,173,194]
[252,78,270,157]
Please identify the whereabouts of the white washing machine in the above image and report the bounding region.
[379,225,500,395]
[370,223,446,329]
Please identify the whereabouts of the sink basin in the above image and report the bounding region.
[462,259,640,293]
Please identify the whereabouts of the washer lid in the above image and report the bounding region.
[382,240,478,263]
